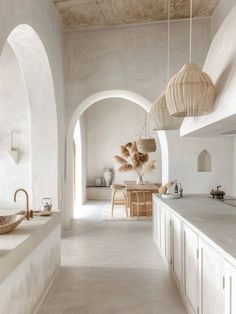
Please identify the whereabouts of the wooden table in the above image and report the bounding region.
[124,181,159,216]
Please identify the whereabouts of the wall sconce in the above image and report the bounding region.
[8,131,20,164]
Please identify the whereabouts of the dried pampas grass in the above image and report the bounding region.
[121,146,130,158]
[130,141,138,154]
[114,156,128,165]
[142,160,155,174]
[139,153,149,163]
[132,152,141,169]
[118,164,133,172]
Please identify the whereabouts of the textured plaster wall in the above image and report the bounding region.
[65,18,211,126]
[0,0,65,222]
[0,226,60,314]
[85,99,162,186]
[0,43,31,209]
[166,131,233,195]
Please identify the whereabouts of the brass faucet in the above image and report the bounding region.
[14,189,30,220]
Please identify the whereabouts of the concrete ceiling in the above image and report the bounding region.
[53,0,220,31]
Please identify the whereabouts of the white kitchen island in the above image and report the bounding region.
[0,211,61,314]
[153,194,236,314]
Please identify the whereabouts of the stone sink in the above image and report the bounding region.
[0,214,25,234]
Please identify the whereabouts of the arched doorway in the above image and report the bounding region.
[66,90,169,224]
[1,24,58,209]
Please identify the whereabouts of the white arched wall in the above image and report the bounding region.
[4,24,58,209]
[66,90,169,225]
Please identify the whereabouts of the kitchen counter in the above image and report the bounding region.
[0,211,61,283]
[153,194,236,264]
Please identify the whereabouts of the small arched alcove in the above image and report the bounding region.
[197,149,212,172]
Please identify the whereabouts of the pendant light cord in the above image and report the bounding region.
[167,0,170,83]
[189,0,193,63]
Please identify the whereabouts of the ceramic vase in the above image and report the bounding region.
[136,176,144,185]
[103,168,113,187]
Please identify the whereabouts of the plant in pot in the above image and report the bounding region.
[114,142,155,185]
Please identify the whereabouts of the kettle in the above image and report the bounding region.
[41,198,52,212]
[210,186,225,200]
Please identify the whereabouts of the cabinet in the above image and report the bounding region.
[165,209,172,266]
[152,195,236,314]
[183,224,199,314]
[199,239,225,314]
[160,206,166,253]
[152,201,157,240]
[172,214,182,289]
[225,261,236,314]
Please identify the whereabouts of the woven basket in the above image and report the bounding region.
[165,63,215,117]
[137,138,156,153]
[149,93,183,130]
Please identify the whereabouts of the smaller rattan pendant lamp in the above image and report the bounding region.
[165,0,215,117]
[149,0,183,130]
[137,113,157,152]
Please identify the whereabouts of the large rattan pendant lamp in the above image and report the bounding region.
[165,0,215,117]
[149,0,183,130]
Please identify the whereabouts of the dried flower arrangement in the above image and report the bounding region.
[114,142,155,184]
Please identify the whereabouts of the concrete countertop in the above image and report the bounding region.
[154,194,236,264]
[0,210,61,283]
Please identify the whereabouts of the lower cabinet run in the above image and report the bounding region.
[153,196,236,314]
[225,261,236,314]
[199,239,225,314]
[183,224,199,314]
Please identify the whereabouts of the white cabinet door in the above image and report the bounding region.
[199,239,225,314]
[152,201,157,239]
[165,209,172,266]
[172,214,182,289]
[225,260,236,314]
[183,224,199,314]
[160,206,166,253]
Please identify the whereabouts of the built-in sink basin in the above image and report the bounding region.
[0,214,25,234]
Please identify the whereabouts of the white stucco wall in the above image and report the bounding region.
[0,0,65,222]
[166,131,233,196]
[0,43,30,209]
[85,99,162,186]
[181,5,236,137]
[65,18,211,126]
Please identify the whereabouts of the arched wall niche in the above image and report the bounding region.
[197,149,212,172]
[65,90,170,226]
[3,24,58,209]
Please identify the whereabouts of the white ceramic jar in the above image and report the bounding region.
[103,168,113,187]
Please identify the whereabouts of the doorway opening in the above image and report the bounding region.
[66,90,169,220]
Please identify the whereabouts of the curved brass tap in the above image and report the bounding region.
[14,189,30,220]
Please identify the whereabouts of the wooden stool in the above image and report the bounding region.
[131,191,152,219]
[111,184,128,217]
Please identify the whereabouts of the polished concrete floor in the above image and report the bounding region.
[38,202,186,314]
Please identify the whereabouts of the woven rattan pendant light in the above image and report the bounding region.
[149,0,183,130]
[165,0,215,117]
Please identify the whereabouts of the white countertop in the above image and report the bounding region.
[154,194,236,264]
[0,210,61,283]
